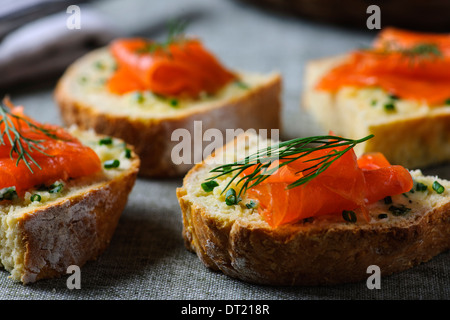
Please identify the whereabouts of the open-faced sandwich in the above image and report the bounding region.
[55,23,281,178]
[303,27,450,169]
[0,98,139,284]
[177,132,450,285]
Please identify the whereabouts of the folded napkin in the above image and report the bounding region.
[0,1,118,89]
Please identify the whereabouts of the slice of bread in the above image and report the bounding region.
[302,55,450,169]
[0,127,140,284]
[54,47,281,178]
[176,132,450,286]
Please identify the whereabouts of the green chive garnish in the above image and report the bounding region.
[245,200,256,209]
[133,92,145,103]
[99,137,113,145]
[445,98,450,105]
[388,204,411,216]
[415,182,428,192]
[388,94,399,100]
[432,181,445,194]
[225,188,238,206]
[378,213,388,219]
[31,194,41,202]
[0,187,17,201]
[95,61,105,70]
[235,80,249,89]
[201,180,219,192]
[104,159,120,169]
[170,99,179,107]
[124,148,132,159]
[342,210,357,223]
[49,182,63,194]
[384,102,396,112]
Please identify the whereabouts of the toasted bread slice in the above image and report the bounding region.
[0,127,139,284]
[302,55,450,169]
[54,47,281,178]
[176,133,450,286]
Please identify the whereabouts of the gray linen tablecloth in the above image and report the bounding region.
[0,0,449,300]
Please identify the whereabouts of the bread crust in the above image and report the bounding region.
[15,152,140,284]
[302,55,450,169]
[177,139,450,286]
[54,52,282,178]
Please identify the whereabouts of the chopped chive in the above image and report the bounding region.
[124,148,132,159]
[445,98,450,105]
[99,137,113,145]
[79,76,88,83]
[370,99,378,106]
[31,194,41,202]
[104,159,120,169]
[201,180,219,192]
[432,181,445,194]
[388,204,411,216]
[342,210,357,223]
[384,196,392,204]
[234,80,249,89]
[245,200,257,209]
[133,92,145,103]
[384,102,396,112]
[388,94,399,100]
[169,99,179,107]
[415,182,428,192]
[49,182,63,194]
[378,213,388,219]
[225,188,238,206]
[95,61,105,70]
[0,187,17,201]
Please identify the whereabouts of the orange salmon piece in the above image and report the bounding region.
[107,38,235,98]
[0,107,101,196]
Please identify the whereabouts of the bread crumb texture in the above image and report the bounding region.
[0,127,138,283]
[177,133,450,285]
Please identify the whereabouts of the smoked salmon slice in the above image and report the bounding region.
[317,27,450,105]
[242,147,413,228]
[0,104,101,196]
[107,38,236,98]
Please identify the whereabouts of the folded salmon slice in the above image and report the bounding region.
[242,147,413,228]
[0,105,101,196]
[317,27,450,105]
[107,38,236,98]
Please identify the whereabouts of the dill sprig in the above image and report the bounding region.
[375,41,443,63]
[399,43,442,60]
[206,134,374,199]
[136,19,188,54]
[0,99,61,173]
